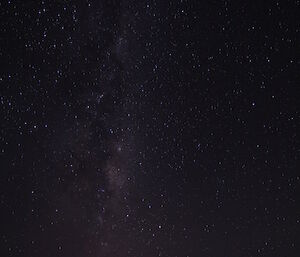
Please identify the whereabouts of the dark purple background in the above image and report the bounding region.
[0,1,299,256]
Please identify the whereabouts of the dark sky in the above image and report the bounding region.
[0,1,299,257]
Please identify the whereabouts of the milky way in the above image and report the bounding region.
[1,0,299,256]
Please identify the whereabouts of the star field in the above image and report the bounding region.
[0,1,299,257]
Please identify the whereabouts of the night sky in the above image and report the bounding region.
[0,1,299,257]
